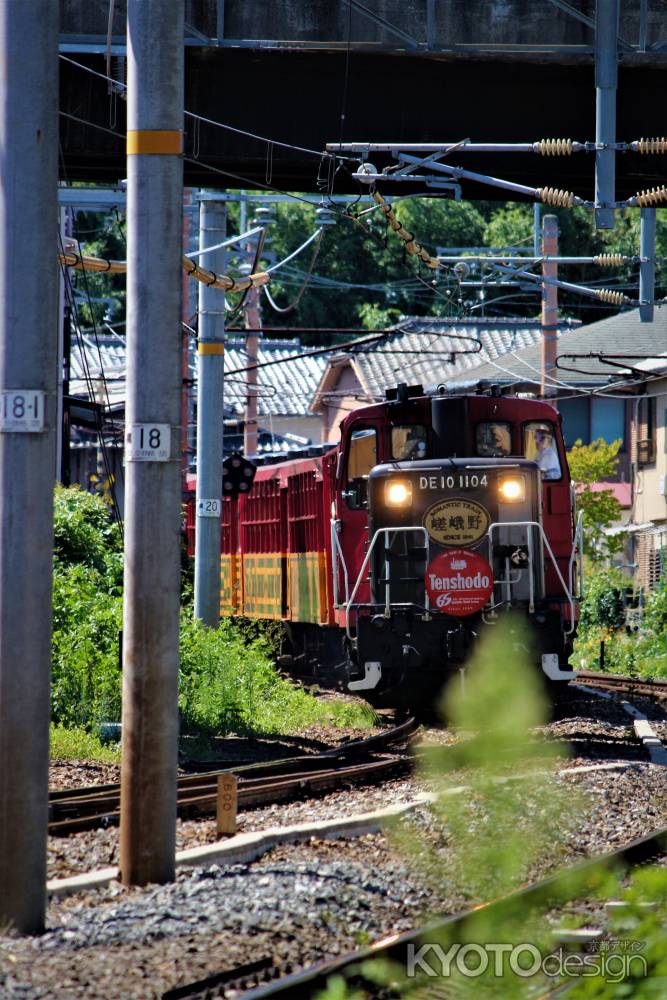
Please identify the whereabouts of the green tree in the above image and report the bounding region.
[70,209,126,328]
[567,437,625,561]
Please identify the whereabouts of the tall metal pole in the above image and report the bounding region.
[594,0,619,229]
[193,195,226,626]
[181,188,193,491]
[639,207,656,323]
[0,0,58,934]
[120,0,184,886]
[244,281,261,459]
[541,215,559,397]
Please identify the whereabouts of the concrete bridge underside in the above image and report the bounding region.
[59,1,667,198]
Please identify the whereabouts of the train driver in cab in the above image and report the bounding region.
[534,424,561,480]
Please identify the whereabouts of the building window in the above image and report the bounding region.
[559,396,626,450]
[559,397,589,447]
[591,398,625,447]
[637,396,656,465]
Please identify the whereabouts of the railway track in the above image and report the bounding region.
[48,716,418,837]
[171,823,667,1000]
[574,669,667,700]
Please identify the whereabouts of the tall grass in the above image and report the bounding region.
[51,486,373,739]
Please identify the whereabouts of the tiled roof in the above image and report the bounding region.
[443,308,667,388]
[70,332,328,418]
[223,338,328,417]
[70,330,127,408]
[343,316,580,399]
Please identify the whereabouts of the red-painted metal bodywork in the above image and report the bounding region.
[184,391,577,687]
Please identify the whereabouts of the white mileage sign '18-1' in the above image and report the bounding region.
[425,548,495,616]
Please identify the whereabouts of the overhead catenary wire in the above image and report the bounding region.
[58,103,661,325]
[472,347,667,402]
[372,191,440,269]
[58,233,124,528]
[59,54,354,163]
[57,106,587,331]
[263,230,324,314]
[60,247,270,293]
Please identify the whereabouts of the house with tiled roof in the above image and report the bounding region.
[443,307,667,488]
[310,315,580,442]
[222,337,327,449]
[67,331,330,510]
[625,351,667,590]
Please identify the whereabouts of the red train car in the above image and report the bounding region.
[186,383,583,706]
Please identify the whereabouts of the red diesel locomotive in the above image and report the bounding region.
[186,383,583,706]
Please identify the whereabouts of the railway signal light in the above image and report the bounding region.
[222,452,256,498]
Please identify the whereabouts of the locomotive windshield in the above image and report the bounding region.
[391,425,428,460]
[524,421,561,480]
[346,427,377,509]
[476,422,512,457]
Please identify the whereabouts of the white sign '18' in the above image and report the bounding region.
[127,423,171,462]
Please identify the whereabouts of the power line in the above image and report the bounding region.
[60,54,354,163]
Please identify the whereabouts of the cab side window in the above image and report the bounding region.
[346,427,377,509]
[476,422,512,457]
[524,421,561,480]
[391,425,427,461]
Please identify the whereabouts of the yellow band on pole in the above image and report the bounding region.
[127,130,183,155]
[197,342,225,356]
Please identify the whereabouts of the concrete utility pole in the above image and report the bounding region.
[194,194,226,626]
[120,0,184,886]
[594,0,619,229]
[0,0,59,934]
[540,215,559,397]
[181,188,193,490]
[244,282,261,459]
[639,207,656,323]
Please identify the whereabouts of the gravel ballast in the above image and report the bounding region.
[2,758,666,999]
[5,689,664,998]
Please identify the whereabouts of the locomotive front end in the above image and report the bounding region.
[352,458,544,700]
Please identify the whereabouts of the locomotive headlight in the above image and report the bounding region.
[385,480,412,507]
[498,476,525,502]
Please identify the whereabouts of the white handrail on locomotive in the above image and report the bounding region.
[341,520,582,641]
[330,519,350,608]
[486,521,578,636]
[344,526,432,641]
[569,510,585,602]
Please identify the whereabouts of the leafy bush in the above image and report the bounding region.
[573,568,667,678]
[577,567,626,630]
[53,484,123,580]
[51,562,123,727]
[51,486,372,736]
[567,438,625,561]
[50,723,120,763]
[179,616,374,734]
[51,488,123,728]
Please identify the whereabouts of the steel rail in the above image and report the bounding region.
[236,824,667,999]
[48,756,413,836]
[48,718,418,836]
[574,670,667,699]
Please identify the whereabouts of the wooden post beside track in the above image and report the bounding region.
[216,773,238,837]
